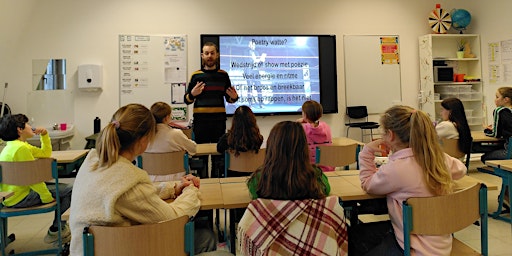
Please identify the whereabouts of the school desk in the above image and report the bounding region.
[471,131,503,153]
[51,150,89,177]
[61,182,224,221]
[483,159,512,224]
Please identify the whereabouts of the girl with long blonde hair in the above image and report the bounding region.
[357,105,466,256]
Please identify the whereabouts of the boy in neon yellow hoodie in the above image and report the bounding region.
[0,114,72,244]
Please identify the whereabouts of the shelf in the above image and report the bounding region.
[434,82,481,85]
[432,58,479,61]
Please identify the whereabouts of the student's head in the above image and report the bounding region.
[201,42,219,69]
[380,105,452,195]
[495,87,512,107]
[252,121,327,200]
[0,114,33,141]
[150,101,171,124]
[228,105,263,156]
[96,104,156,168]
[440,98,472,153]
[301,100,323,124]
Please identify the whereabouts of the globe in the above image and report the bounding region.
[451,9,471,33]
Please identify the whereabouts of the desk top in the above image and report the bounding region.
[51,150,89,163]
[485,159,512,172]
[471,131,501,143]
[332,137,365,146]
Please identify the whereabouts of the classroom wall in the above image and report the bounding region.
[0,0,506,149]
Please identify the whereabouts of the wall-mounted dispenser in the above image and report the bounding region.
[78,64,102,91]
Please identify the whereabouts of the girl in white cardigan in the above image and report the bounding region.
[69,104,215,255]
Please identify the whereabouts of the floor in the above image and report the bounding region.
[3,167,512,256]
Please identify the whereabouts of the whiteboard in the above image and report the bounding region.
[119,34,188,119]
[344,35,402,114]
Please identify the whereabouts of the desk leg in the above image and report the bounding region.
[490,168,511,223]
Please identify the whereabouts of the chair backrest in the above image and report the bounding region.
[0,158,57,185]
[182,129,194,140]
[139,151,189,175]
[402,183,488,256]
[315,144,358,168]
[440,138,466,159]
[440,137,472,169]
[83,215,194,256]
[224,149,266,177]
[346,106,369,120]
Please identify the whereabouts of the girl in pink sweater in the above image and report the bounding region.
[298,100,334,172]
[358,105,466,256]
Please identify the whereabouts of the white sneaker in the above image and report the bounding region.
[44,223,71,244]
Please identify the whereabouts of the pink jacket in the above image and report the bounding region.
[302,121,334,172]
[359,147,466,256]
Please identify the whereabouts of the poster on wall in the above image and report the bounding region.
[119,34,188,120]
[488,39,512,84]
[380,36,400,65]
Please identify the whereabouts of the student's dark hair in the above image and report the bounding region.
[0,114,29,141]
[150,101,172,124]
[441,98,472,153]
[249,121,326,200]
[227,105,263,157]
[302,100,323,123]
[381,105,452,195]
[96,104,156,168]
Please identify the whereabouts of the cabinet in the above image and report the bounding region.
[418,34,483,130]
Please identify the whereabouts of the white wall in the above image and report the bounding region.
[0,0,506,149]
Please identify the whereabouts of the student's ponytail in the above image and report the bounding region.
[409,110,453,195]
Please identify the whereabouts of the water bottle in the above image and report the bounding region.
[94,117,101,134]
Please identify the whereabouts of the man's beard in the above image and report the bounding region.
[204,59,216,69]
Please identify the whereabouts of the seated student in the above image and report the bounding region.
[297,100,334,172]
[69,104,216,255]
[435,97,472,155]
[217,105,263,177]
[0,114,73,245]
[240,121,347,255]
[479,87,512,213]
[358,106,466,256]
[145,101,197,183]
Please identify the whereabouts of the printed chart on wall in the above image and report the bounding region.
[488,39,512,84]
[119,34,188,121]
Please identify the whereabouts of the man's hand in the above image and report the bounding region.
[191,81,205,97]
[226,86,238,99]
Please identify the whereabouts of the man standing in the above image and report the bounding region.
[184,42,238,177]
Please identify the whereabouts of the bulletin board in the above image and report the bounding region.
[119,34,188,120]
[344,35,402,114]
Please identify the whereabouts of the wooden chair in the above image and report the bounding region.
[224,148,266,177]
[440,137,472,169]
[223,148,266,251]
[402,183,488,256]
[315,143,359,170]
[82,215,194,256]
[138,151,189,176]
[0,158,65,255]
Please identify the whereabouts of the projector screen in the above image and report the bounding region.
[200,34,338,116]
